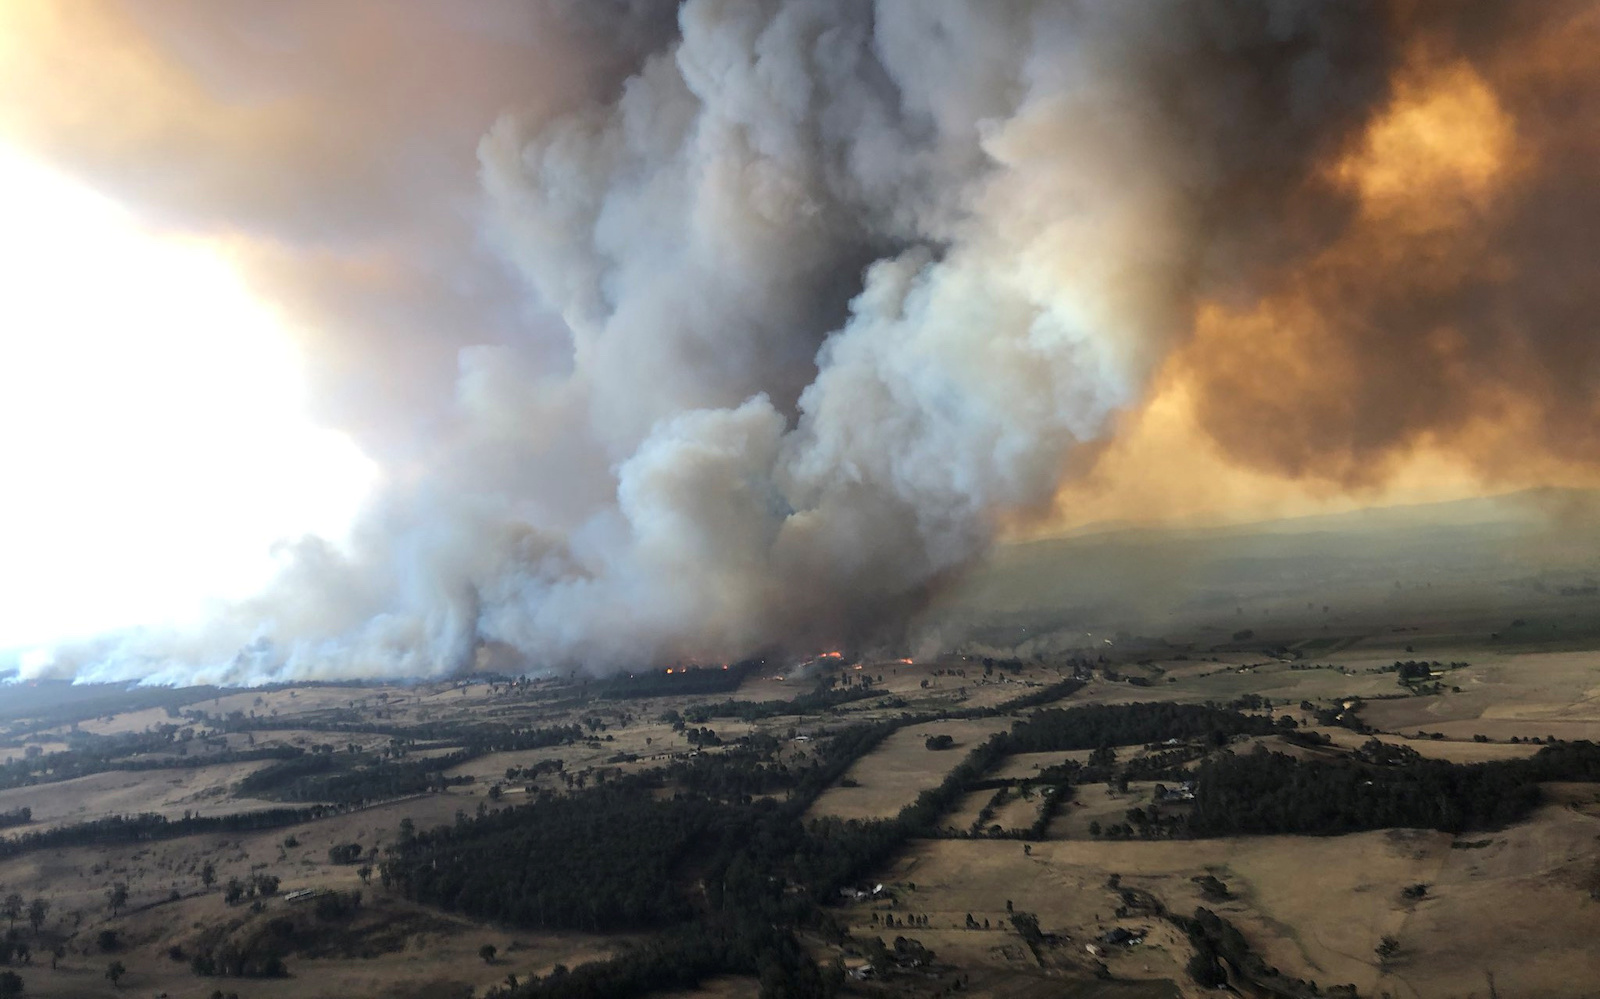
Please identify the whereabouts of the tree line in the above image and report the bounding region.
[1189,740,1600,836]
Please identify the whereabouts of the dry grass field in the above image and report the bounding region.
[848,793,1600,999]
[807,717,1017,821]
[0,760,286,829]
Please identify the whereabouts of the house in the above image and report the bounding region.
[1156,781,1196,803]
[1101,927,1146,947]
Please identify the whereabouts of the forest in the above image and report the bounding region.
[1189,740,1600,836]
[999,701,1280,754]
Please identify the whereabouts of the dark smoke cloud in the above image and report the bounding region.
[1175,1,1600,485]
[24,1,1593,683]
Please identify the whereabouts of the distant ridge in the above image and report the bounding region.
[1037,486,1600,545]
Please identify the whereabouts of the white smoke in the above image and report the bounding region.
[37,0,1402,683]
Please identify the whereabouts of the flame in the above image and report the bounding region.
[820,651,842,659]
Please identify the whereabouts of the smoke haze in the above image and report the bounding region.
[4,1,1596,683]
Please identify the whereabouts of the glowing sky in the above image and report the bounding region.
[0,146,375,650]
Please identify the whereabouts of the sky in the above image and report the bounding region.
[0,0,1595,683]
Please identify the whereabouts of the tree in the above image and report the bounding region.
[106,959,126,987]
[479,943,497,964]
[0,970,20,998]
[201,861,217,889]
[106,883,128,916]
[1186,950,1227,988]
[357,864,373,885]
[1376,935,1400,962]
[1,893,21,929]
[27,896,48,933]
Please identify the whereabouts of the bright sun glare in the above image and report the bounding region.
[0,147,376,654]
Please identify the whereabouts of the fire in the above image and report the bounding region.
[665,668,674,674]
[896,658,914,664]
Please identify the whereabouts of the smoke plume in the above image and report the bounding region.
[25,0,1599,683]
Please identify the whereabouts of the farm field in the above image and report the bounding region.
[1,593,1599,998]
[808,717,1019,821]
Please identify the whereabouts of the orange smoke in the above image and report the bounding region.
[1046,12,1600,533]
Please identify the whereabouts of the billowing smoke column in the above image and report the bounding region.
[43,0,1598,683]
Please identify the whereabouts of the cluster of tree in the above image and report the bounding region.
[969,787,1011,835]
[0,809,30,831]
[189,889,366,981]
[459,724,585,756]
[0,937,31,967]
[381,789,741,931]
[900,735,1012,835]
[588,663,756,701]
[504,759,566,783]
[1090,803,1187,841]
[0,807,325,862]
[684,727,722,748]
[1000,702,1278,755]
[190,931,287,978]
[1188,745,1543,836]
[1521,740,1600,781]
[1121,746,1206,782]
[647,746,797,803]
[223,873,280,905]
[234,752,343,795]
[680,684,879,724]
[978,677,1086,714]
[1171,906,1358,998]
[503,919,836,999]
[236,749,479,805]
[0,730,300,792]
[1023,774,1075,839]
[1310,701,1373,733]
[0,680,220,738]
